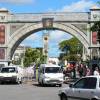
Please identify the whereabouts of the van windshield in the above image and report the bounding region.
[1,67,16,73]
[45,67,62,73]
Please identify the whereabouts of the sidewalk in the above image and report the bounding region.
[22,77,38,85]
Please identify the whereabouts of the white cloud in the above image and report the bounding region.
[60,0,94,12]
[50,30,72,42]
[50,31,64,40]
[0,0,34,4]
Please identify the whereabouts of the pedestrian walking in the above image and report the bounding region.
[93,67,99,76]
[78,64,84,77]
[86,67,91,76]
[83,65,87,76]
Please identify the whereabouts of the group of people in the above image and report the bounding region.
[63,63,100,78]
[77,63,100,77]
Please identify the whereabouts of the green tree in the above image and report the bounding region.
[97,1,100,5]
[23,48,45,67]
[59,37,83,61]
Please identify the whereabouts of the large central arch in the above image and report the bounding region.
[8,22,89,59]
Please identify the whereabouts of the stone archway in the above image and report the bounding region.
[8,22,90,59]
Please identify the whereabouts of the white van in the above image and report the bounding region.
[38,64,64,87]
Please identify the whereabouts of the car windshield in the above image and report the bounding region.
[45,67,62,73]
[1,67,16,73]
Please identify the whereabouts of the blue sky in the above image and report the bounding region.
[0,0,99,57]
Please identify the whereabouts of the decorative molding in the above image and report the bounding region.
[10,24,25,35]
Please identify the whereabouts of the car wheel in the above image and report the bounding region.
[42,80,44,86]
[0,81,4,84]
[91,98,98,100]
[60,94,67,100]
[38,79,41,85]
[38,81,41,85]
[59,84,62,87]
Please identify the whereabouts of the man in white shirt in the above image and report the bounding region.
[93,67,99,75]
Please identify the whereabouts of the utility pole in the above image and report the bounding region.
[21,44,25,68]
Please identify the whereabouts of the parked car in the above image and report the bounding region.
[0,66,23,84]
[58,76,100,100]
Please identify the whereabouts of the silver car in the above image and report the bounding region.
[58,76,100,100]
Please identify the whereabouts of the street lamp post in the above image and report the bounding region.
[21,44,25,68]
[42,30,49,63]
[77,42,82,62]
[42,18,53,64]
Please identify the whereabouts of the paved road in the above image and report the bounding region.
[0,81,68,100]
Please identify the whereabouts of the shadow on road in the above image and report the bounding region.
[32,82,62,87]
